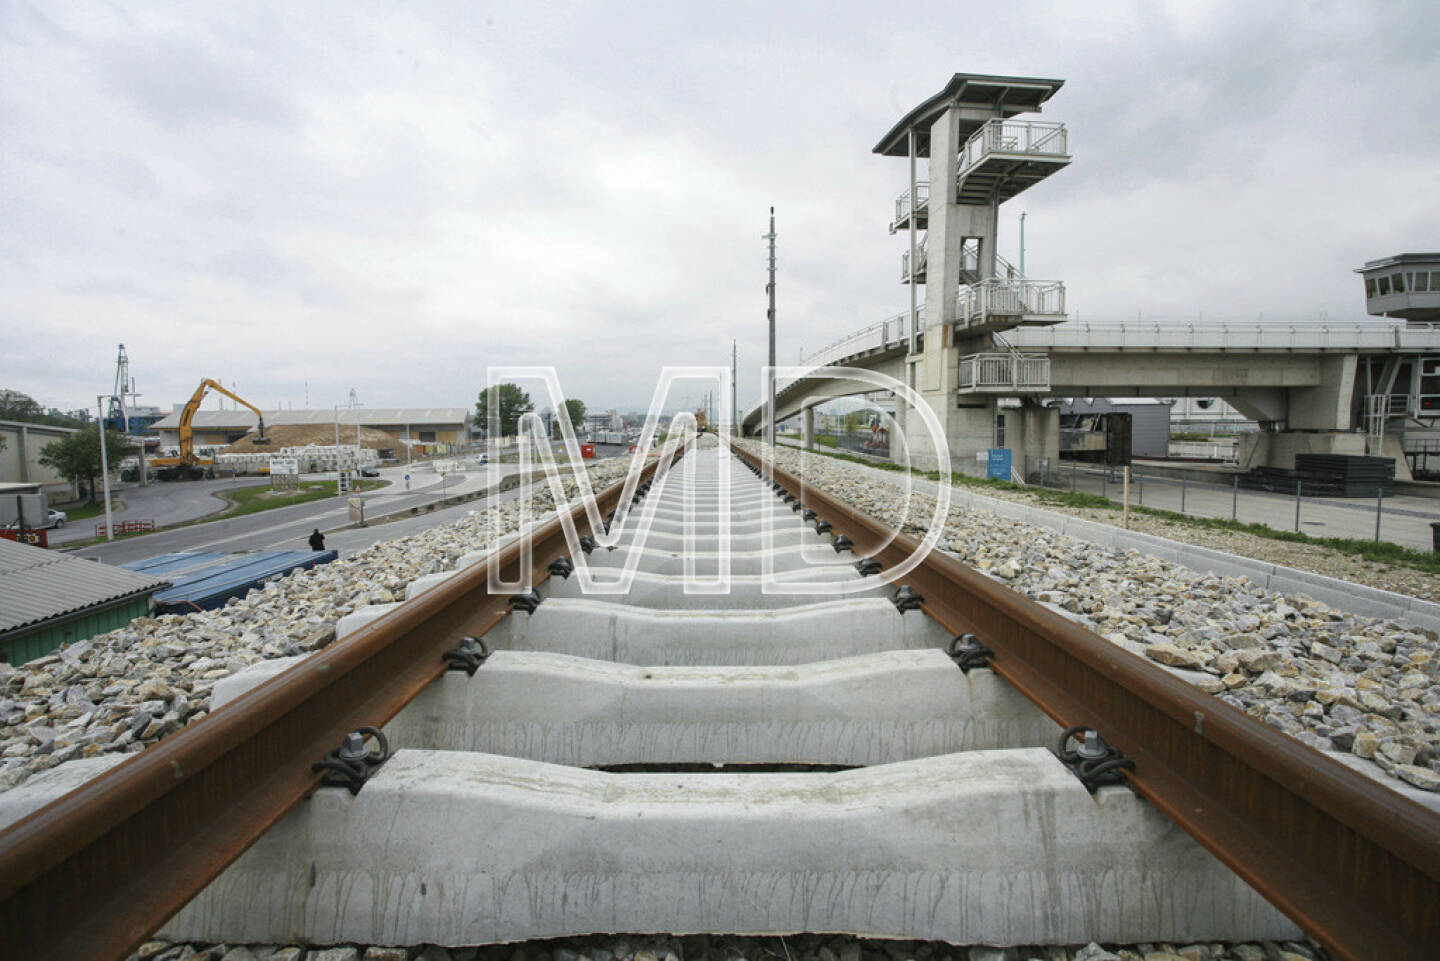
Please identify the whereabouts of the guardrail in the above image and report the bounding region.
[958,279,1066,325]
[957,352,1050,392]
[892,182,929,229]
[94,520,155,537]
[959,119,1069,174]
[1008,319,1440,351]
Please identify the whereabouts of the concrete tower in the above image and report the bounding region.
[874,74,1071,474]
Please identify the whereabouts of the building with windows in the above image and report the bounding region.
[1357,254,1440,323]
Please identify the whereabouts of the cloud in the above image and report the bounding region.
[1,1,1436,418]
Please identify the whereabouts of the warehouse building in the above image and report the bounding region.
[150,408,471,452]
[0,420,81,501]
[0,538,170,666]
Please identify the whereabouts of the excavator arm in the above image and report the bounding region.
[177,379,269,467]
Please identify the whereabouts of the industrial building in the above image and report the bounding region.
[0,538,169,665]
[0,420,81,501]
[150,408,471,453]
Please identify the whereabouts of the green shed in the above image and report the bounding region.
[0,538,170,666]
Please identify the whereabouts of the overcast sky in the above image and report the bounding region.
[3,1,1437,418]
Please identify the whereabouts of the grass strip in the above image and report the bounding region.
[773,441,1439,576]
[224,480,384,517]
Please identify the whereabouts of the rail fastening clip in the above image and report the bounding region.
[508,588,543,614]
[854,556,883,577]
[947,633,993,672]
[1057,726,1135,794]
[892,585,924,612]
[578,535,598,555]
[443,635,492,675]
[832,535,854,553]
[312,727,390,795]
[549,556,575,579]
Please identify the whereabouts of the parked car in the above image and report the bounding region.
[359,466,380,478]
[3,509,66,530]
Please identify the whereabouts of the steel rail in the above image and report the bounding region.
[736,445,1440,961]
[0,451,675,961]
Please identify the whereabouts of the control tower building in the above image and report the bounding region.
[875,74,1072,472]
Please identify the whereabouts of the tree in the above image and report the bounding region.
[475,383,534,437]
[0,389,87,428]
[562,399,587,434]
[38,426,137,503]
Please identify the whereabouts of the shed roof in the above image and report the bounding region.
[1356,253,1440,275]
[150,408,470,431]
[0,539,170,638]
[873,73,1065,157]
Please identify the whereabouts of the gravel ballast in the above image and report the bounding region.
[744,441,1440,794]
[0,455,639,795]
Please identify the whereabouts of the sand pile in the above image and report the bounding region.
[220,424,405,454]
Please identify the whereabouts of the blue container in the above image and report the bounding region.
[149,550,338,614]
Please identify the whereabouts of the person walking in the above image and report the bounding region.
[308,528,326,551]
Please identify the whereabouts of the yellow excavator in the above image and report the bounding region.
[154,379,270,480]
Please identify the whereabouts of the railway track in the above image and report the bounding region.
[1,435,1437,959]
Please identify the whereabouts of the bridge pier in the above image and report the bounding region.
[802,405,815,450]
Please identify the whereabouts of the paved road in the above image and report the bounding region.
[68,449,632,566]
[48,476,266,545]
[68,462,514,565]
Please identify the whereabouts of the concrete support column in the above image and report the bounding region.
[17,425,29,482]
[1002,402,1060,483]
[801,406,815,451]
[1289,355,1358,430]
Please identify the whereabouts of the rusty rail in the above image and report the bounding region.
[735,444,1440,961]
[0,450,675,961]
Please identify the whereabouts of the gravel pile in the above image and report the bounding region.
[0,455,639,795]
[124,932,1331,961]
[745,441,1440,792]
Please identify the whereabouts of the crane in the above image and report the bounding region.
[156,379,270,480]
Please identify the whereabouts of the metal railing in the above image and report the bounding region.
[958,278,1067,325]
[959,119,1069,174]
[892,182,929,229]
[957,352,1050,391]
[1007,319,1440,352]
[800,312,911,373]
[901,242,927,283]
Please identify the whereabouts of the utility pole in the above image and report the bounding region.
[96,396,114,541]
[731,339,737,436]
[1019,211,1027,276]
[764,207,777,447]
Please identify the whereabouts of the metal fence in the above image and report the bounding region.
[1034,460,1439,553]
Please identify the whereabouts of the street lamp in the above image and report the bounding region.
[96,395,115,541]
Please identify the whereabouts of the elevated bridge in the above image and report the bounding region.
[743,315,1440,478]
[743,74,1440,479]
